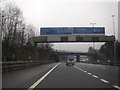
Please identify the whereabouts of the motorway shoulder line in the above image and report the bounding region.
[27,63,60,90]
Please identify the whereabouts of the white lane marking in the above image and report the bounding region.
[83,71,87,73]
[74,66,82,71]
[74,66,85,72]
[74,65,120,88]
[92,75,99,78]
[81,69,84,71]
[74,66,89,73]
[87,73,92,75]
[79,68,82,70]
[112,85,120,90]
[27,63,60,90]
[100,79,109,83]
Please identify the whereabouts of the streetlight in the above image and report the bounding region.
[90,23,96,27]
[90,23,96,61]
[112,15,115,36]
[112,15,116,65]
[1,15,4,40]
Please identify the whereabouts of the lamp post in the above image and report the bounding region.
[112,15,115,36]
[112,15,116,65]
[90,23,96,61]
[1,15,4,40]
[90,23,96,27]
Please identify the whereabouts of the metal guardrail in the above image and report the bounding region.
[1,60,54,72]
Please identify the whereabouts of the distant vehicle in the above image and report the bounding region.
[66,58,75,66]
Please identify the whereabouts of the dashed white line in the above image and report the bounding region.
[81,69,84,71]
[100,79,109,83]
[74,66,83,71]
[27,63,60,90]
[83,71,87,73]
[74,66,80,70]
[87,73,92,75]
[74,65,119,88]
[92,75,99,78]
[79,69,82,70]
[112,85,120,90]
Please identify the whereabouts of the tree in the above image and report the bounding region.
[1,2,53,61]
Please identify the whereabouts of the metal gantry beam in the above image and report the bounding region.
[32,35,115,43]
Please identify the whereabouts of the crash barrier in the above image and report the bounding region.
[1,60,54,72]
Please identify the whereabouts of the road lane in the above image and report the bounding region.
[75,63,119,86]
[2,62,58,88]
[2,62,119,89]
[35,63,113,88]
[28,63,60,89]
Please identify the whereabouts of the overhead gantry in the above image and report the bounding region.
[32,35,115,61]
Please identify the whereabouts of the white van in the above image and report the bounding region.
[66,58,75,66]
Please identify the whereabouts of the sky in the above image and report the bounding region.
[1,0,119,52]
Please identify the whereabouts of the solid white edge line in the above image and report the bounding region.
[112,85,120,90]
[100,79,109,83]
[27,63,60,90]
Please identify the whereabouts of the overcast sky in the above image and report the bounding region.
[2,0,119,52]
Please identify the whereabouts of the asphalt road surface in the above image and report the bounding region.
[2,62,120,89]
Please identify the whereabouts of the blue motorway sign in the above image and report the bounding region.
[40,27,105,35]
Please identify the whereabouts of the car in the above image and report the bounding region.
[66,58,75,66]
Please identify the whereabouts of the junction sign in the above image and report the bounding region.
[40,27,105,36]
[32,27,114,43]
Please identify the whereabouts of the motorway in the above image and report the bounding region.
[2,62,120,89]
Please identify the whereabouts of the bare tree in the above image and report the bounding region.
[1,3,27,60]
[1,2,53,61]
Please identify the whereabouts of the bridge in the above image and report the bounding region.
[49,51,97,62]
